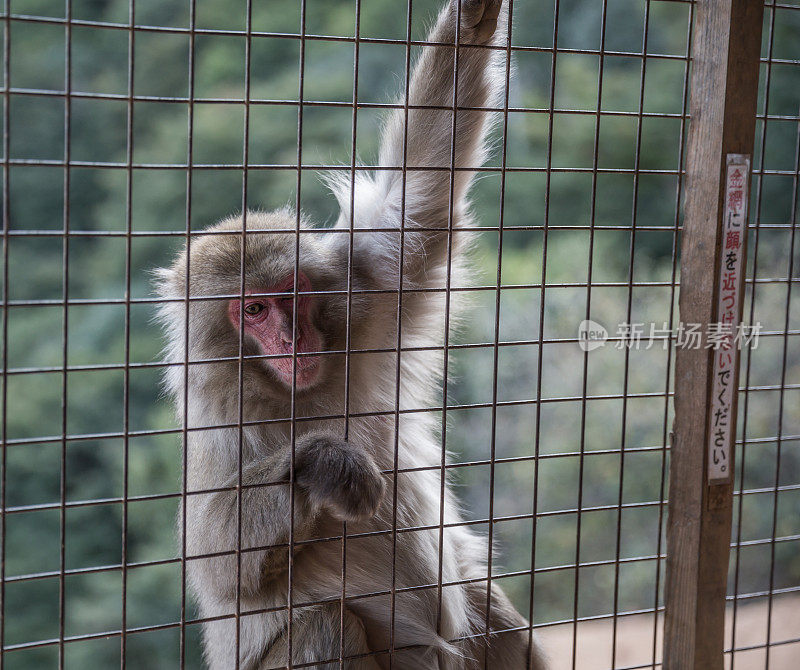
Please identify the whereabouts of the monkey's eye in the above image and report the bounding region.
[243,302,264,316]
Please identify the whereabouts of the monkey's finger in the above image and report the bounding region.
[460,0,502,26]
[481,0,503,23]
[459,0,503,43]
[460,0,485,27]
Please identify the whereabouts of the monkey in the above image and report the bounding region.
[156,0,547,668]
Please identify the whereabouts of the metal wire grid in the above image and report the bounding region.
[727,1,800,667]
[0,0,796,668]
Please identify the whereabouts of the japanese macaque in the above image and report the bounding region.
[156,0,546,668]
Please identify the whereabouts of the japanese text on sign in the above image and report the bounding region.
[708,155,750,483]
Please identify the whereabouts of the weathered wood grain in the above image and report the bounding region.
[663,0,764,668]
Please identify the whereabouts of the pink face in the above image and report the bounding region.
[228,272,322,390]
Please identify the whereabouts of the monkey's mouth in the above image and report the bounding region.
[269,328,322,390]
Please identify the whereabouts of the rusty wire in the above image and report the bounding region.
[1,0,799,668]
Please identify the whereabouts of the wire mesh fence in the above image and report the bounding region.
[0,0,797,669]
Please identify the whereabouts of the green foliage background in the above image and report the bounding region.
[2,0,799,667]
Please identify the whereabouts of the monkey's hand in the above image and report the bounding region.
[294,435,385,523]
[458,0,503,44]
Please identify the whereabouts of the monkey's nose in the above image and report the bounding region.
[280,332,294,352]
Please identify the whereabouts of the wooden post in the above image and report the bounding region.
[663,0,764,668]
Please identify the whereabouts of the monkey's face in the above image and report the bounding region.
[156,211,346,396]
[226,270,323,391]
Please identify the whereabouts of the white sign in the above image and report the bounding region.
[708,154,750,483]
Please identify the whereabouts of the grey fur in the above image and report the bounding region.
[156,1,547,668]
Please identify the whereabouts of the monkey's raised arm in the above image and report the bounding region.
[331,0,506,287]
[379,0,505,219]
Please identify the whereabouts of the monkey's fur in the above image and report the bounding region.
[156,1,546,667]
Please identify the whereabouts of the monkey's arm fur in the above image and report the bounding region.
[185,432,384,602]
[330,0,505,287]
